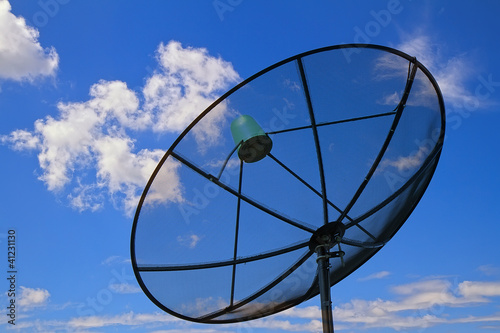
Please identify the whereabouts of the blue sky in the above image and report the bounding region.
[1,0,500,332]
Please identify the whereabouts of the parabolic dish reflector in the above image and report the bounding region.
[131,44,445,323]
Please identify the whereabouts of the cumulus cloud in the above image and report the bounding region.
[0,0,58,81]
[1,41,239,216]
[0,129,40,150]
[18,286,50,308]
[144,41,240,151]
[143,41,240,133]
[91,135,177,215]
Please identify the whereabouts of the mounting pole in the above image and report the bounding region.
[316,245,334,333]
[309,222,345,333]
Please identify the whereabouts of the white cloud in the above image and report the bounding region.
[377,91,400,106]
[281,305,321,319]
[358,270,391,281]
[92,135,175,215]
[9,278,500,332]
[68,311,179,329]
[391,278,450,295]
[95,136,147,189]
[151,327,221,333]
[204,156,240,172]
[378,145,430,175]
[396,35,482,111]
[88,79,149,130]
[144,41,240,151]
[2,41,239,216]
[177,234,203,249]
[458,281,500,299]
[0,0,58,81]
[375,34,486,113]
[108,283,141,294]
[18,286,50,308]
[101,255,130,266]
[141,157,184,208]
[68,182,104,213]
[0,129,40,150]
[2,78,177,215]
[330,278,500,330]
[30,80,148,195]
[235,317,323,332]
[478,265,500,277]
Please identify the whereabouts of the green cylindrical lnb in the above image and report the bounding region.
[231,115,272,163]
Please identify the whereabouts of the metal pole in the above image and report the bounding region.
[316,245,334,333]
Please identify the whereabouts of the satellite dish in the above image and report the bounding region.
[130,44,445,332]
